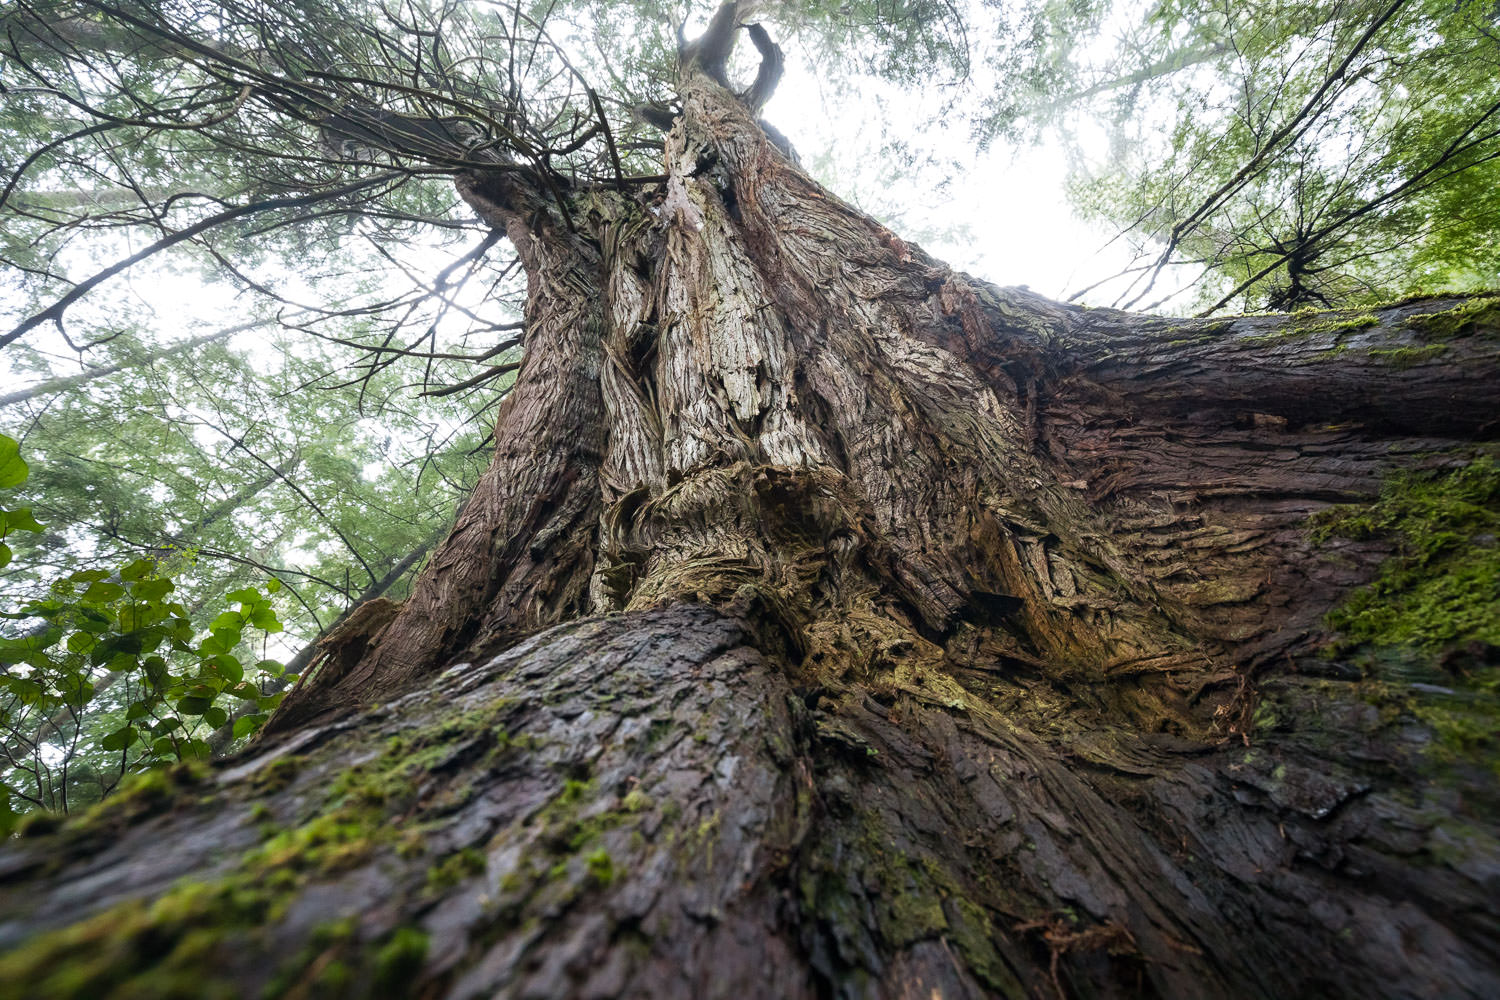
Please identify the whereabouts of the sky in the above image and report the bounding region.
[764,49,1137,303]
[2,18,1150,396]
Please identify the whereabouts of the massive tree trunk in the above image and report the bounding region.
[3,12,1499,998]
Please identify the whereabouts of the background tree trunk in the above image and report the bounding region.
[3,34,1499,1000]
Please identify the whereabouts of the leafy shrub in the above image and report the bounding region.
[1,435,290,834]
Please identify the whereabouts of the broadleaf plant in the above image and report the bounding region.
[0,436,291,834]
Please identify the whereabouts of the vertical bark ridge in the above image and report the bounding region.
[268,173,610,731]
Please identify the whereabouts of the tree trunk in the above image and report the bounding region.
[3,17,1499,999]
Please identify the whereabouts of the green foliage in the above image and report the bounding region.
[0,435,40,573]
[1020,0,1500,312]
[0,442,290,834]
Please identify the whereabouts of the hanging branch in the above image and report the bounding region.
[3,172,404,349]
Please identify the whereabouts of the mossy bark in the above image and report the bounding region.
[4,9,1500,998]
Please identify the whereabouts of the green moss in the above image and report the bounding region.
[1244,310,1379,346]
[0,879,269,999]
[0,697,524,997]
[584,847,616,885]
[1404,296,1500,341]
[14,810,64,837]
[1415,700,1500,765]
[1312,456,1500,778]
[68,760,211,834]
[1312,455,1500,652]
[886,859,947,939]
[947,897,1025,996]
[621,788,653,812]
[426,848,486,892]
[1367,344,1448,369]
[250,812,380,878]
[372,927,428,991]
[249,755,304,795]
[260,917,358,997]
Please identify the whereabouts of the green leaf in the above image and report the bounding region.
[212,625,243,647]
[228,681,261,700]
[101,726,140,751]
[210,610,244,632]
[0,626,63,658]
[203,706,229,729]
[233,714,269,739]
[181,739,211,760]
[0,435,27,489]
[151,737,177,757]
[66,632,97,655]
[209,654,243,683]
[224,588,262,605]
[142,655,169,687]
[126,700,152,720]
[117,603,153,632]
[151,717,183,737]
[0,542,10,570]
[0,507,44,534]
[255,658,284,678]
[90,633,141,666]
[0,676,46,704]
[265,578,282,594]
[80,581,126,603]
[75,610,112,634]
[249,607,283,632]
[176,696,213,716]
[131,577,174,602]
[118,559,155,582]
[150,716,183,740]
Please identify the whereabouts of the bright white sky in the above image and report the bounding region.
[750,14,1201,316]
[764,60,1130,302]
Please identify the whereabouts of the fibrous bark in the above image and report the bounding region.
[3,6,1499,997]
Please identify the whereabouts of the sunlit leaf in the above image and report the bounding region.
[0,435,27,489]
[232,713,269,739]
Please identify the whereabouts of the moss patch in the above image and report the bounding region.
[1367,344,1449,369]
[1243,310,1378,346]
[1312,455,1500,779]
[1311,455,1499,653]
[426,847,485,893]
[1404,296,1500,341]
[0,699,523,998]
[0,879,273,999]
